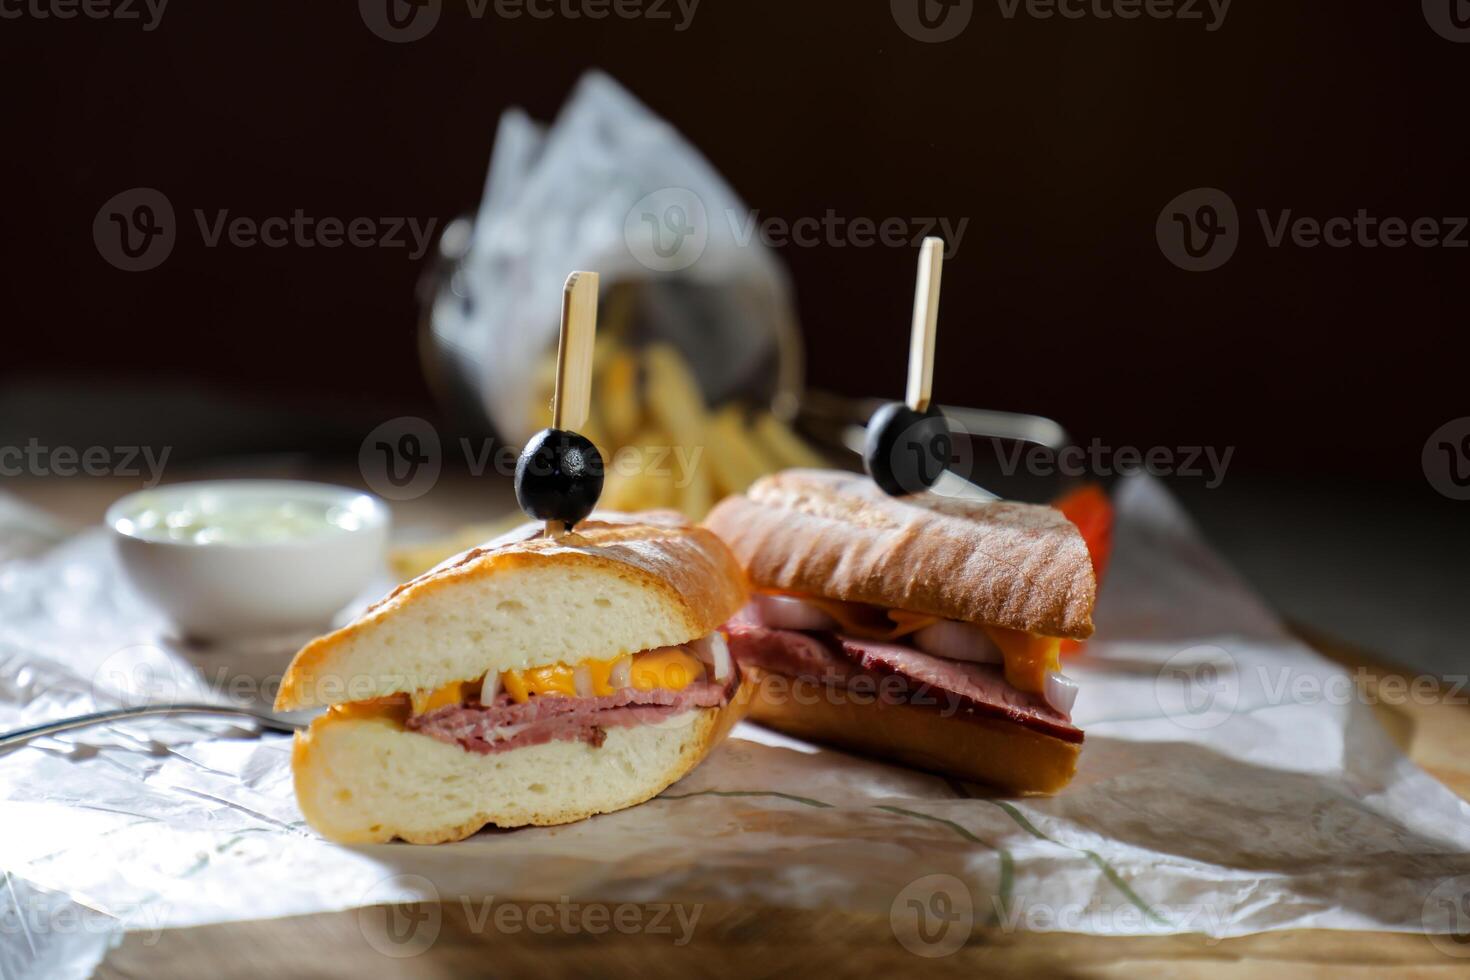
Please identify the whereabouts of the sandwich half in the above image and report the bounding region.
[275,512,751,844]
[703,470,1096,794]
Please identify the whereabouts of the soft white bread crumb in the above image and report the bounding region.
[275,517,747,711]
[292,691,746,843]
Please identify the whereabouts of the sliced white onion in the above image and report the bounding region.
[1044,671,1079,716]
[911,620,1004,664]
[610,656,632,691]
[574,664,594,698]
[748,594,840,632]
[690,632,732,681]
[479,671,502,705]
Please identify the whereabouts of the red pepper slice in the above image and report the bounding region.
[1053,483,1113,655]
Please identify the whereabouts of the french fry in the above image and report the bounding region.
[751,412,827,470]
[643,343,709,452]
[578,418,611,460]
[708,406,776,496]
[596,281,636,358]
[599,349,641,445]
[527,350,559,427]
[388,513,525,580]
[601,474,646,512]
[600,472,645,512]
[603,429,677,512]
[524,332,825,520]
[675,446,714,519]
[617,472,675,512]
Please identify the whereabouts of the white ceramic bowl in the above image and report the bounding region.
[107,480,390,641]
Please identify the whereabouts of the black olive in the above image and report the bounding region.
[515,428,605,530]
[863,402,952,497]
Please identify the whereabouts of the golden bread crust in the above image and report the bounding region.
[275,512,748,711]
[703,470,1095,639]
[744,666,1079,794]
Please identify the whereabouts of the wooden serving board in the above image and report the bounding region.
[95,629,1470,979]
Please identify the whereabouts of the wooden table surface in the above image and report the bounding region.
[7,473,1467,978]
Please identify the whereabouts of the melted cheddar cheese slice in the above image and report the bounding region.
[984,626,1062,696]
[800,596,935,641]
[771,592,1062,697]
[630,647,702,691]
[408,646,705,716]
[410,681,471,716]
[328,695,410,723]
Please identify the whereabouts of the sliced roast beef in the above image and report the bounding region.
[725,623,1081,743]
[719,624,866,686]
[406,671,738,755]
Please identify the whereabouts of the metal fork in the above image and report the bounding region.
[0,704,307,751]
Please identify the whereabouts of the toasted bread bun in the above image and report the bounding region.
[275,512,748,711]
[744,666,1078,794]
[704,470,1095,639]
[294,678,751,843]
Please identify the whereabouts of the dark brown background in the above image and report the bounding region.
[2,1,1467,668]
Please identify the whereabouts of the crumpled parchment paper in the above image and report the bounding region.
[2,476,1468,978]
[431,70,798,441]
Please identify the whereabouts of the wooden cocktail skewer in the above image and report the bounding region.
[863,237,952,496]
[544,271,599,537]
[552,271,599,435]
[905,236,943,413]
[516,271,606,538]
